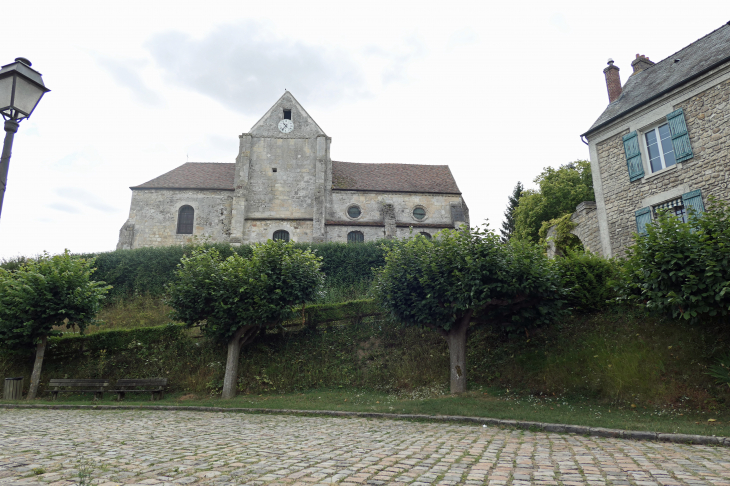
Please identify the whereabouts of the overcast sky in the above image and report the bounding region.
[0,0,726,258]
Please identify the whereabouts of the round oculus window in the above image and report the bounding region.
[347,205,362,218]
[413,207,426,220]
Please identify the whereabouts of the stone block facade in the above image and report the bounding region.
[582,24,730,258]
[589,75,730,257]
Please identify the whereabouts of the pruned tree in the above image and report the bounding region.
[500,181,523,242]
[166,240,323,399]
[375,226,564,394]
[0,251,110,400]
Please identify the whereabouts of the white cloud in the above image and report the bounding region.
[146,21,370,115]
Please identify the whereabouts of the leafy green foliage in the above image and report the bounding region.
[708,353,730,390]
[375,227,564,333]
[41,241,390,299]
[166,241,324,343]
[0,251,110,349]
[513,161,595,243]
[552,250,619,313]
[538,213,583,256]
[621,197,730,321]
[500,181,523,242]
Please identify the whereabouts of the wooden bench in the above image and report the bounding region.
[109,378,168,401]
[48,379,109,400]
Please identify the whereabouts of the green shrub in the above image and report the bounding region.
[553,250,619,313]
[621,197,730,321]
[52,241,390,299]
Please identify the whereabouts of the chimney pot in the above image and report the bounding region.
[603,59,622,103]
[631,54,655,74]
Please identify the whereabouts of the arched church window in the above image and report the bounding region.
[273,230,290,242]
[419,232,432,239]
[177,205,194,234]
[347,231,364,244]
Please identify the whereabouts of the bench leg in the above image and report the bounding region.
[117,392,124,401]
[52,391,58,401]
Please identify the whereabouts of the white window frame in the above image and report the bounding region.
[642,122,676,174]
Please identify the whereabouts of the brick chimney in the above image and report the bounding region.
[603,58,622,103]
[631,54,655,74]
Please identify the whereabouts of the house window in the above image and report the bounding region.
[347,231,364,243]
[177,205,194,234]
[347,205,362,219]
[653,198,686,223]
[645,123,677,172]
[273,230,290,242]
[419,232,432,239]
[413,207,426,220]
[283,109,291,120]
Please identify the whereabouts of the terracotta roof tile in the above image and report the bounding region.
[332,161,460,194]
[132,163,235,190]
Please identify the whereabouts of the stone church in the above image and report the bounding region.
[117,92,468,249]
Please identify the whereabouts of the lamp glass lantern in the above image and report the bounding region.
[0,58,50,121]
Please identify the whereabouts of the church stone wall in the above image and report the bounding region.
[328,191,463,226]
[326,225,387,243]
[245,137,317,219]
[242,220,313,244]
[120,189,232,249]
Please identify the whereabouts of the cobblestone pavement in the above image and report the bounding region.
[1,410,730,486]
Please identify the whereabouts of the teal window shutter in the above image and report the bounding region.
[635,207,652,236]
[666,109,694,163]
[682,189,705,217]
[622,131,644,181]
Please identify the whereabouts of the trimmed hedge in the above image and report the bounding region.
[0,242,393,299]
[296,299,383,328]
[46,323,188,357]
[22,299,384,356]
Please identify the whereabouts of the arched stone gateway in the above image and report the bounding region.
[546,201,601,258]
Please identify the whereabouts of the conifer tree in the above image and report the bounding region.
[500,182,523,242]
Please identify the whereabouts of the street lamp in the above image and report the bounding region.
[0,57,50,221]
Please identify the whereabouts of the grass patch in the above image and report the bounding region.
[5,302,730,423]
[7,387,730,437]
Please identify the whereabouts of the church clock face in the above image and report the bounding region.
[278,119,294,133]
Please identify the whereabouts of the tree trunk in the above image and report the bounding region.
[221,325,257,399]
[26,335,47,400]
[444,311,472,394]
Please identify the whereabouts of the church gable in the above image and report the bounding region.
[249,91,326,138]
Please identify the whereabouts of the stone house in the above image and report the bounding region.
[572,22,730,257]
[117,92,468,249]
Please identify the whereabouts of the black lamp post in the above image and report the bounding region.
[0,57,50,221]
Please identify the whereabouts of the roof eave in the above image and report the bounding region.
[131,187,235,191]
[581,53,730,139]
[331,188,461,195]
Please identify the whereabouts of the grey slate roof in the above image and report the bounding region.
[132,161,462,194]
[584,22,730,137]
[132,162,235,190]
[331,161,461,194]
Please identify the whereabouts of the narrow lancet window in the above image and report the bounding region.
[177,205,194,234]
